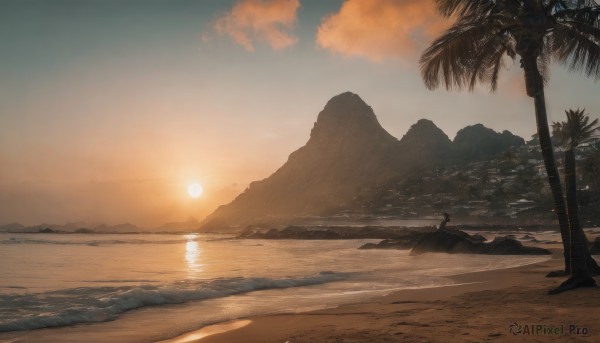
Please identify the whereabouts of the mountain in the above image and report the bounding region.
[200,92,525,232]
[453,124,525,160]
[397,119,454,170]
[201,92,402,231]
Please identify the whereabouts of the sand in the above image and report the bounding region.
[170,249,600,343]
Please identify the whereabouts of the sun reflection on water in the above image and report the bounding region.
[184,234,203,275]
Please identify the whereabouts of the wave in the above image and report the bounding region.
[0,272,346,332]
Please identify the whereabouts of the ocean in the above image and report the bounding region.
[0,232,554,342]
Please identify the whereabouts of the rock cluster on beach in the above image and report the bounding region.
[358,228,551,255]
[239,225,551,255]
[239,225,431,240]
[409,229,551,255]
[362,228,551,255]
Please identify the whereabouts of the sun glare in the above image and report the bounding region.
[187,183,203,198]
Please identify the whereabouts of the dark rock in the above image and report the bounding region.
[517,234,542,243]
[591,237,600,255]
[485,236,547,254]
[238,225,430,240]
[38,228,56,233]
[409,229,551,255]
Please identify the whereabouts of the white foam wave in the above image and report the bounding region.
[0,272,346,332]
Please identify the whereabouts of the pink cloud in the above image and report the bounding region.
[215,0,300,51]
[316,0,450,63]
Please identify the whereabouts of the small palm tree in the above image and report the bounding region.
[582,142,600,190]
[552,109,600,273]
[420,0,600,293]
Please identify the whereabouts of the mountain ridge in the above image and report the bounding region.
[200,92,525,232]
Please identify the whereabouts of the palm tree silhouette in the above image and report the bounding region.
[552,109,600,273]
[420,0,600,293]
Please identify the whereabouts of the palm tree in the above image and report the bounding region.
[552,109,600,273]
[420,0,600,293]
[582,142,600,190]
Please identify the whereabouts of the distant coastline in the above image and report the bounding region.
[0,219,566,236]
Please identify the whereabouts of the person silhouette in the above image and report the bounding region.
[438,212,450,230]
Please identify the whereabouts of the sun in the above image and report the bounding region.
[187,183,203,198]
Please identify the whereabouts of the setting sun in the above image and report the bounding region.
[187,183,203,198]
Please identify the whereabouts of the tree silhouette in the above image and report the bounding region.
[552,109,600,275]
[420,0,600,293]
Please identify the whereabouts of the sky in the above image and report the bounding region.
[1,0,599,227]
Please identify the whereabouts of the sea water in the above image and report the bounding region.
[0,232,553,342]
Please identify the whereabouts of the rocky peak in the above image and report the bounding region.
[399,119,452,148]
[395,119,454,169]
[454,124,524,160]
[309,92,395,149]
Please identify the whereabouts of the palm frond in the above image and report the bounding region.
[549,22,600,79]
[468,30,515,90]
[554,108,600,147]
[423,0,600,92]
[489,49,506,91]
[554,3,600,30]
[435,0,495,17]
[420,15,516,90]
[435,0,521,17]
[552,121,569,147]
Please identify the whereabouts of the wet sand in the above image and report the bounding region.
[178,250,600,343]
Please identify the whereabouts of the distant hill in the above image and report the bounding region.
[0,222,146,233]
[397,118,455,169]
[200,92,525,232]
[454,124,525,161]
[0,223,25,232]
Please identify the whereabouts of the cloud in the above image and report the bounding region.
[316,0,450,63]
[215,0,300,51]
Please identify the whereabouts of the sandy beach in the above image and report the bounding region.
[167,249,599,343]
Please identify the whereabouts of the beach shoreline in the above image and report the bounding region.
[170,249,599,343]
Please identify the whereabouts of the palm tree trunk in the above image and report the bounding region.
[565,148,600,274]
[523,55,595,293]
[563,149,586,274]
[525,60,571,273]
